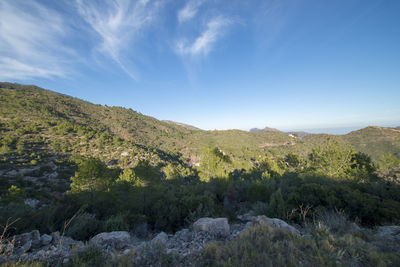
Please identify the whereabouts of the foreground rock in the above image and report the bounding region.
[238,214,301,236]
[374,226,400,241]
[251,215,301,236]
[0,216,298,265]
[90,231,132,250]
[193,217,230,237]
[0,230,84,264]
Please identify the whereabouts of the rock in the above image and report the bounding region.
[51,231,60,245]
[151,232,168,246]
[12,230,41,252]
[19,167,39,175]
[375,226,400,241]
[90,231,131,250]
[16,240,32,254]
[6,170,18,176]
[107,159,118,166]
[30,230,41,249]
[121,151,129,157]
[24,198,39,208]
[193,218,230,237]
[59,236,84,249]
[40,234,53,246]
[47,172,58,179]
[174,229,192,242]
[251,216,300,236]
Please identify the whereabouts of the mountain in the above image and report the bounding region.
[340,126,400,160]
[249,126,281,133]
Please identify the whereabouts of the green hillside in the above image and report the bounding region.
[0,82,295,169]
[1,82,399,167]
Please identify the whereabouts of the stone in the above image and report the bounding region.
[47,172,59,179]
[375,226,400,241]
[6,170,18,176]
[24,198,39,208]
[30,230,41,249]
[51,231,60,245]
[90,231,131,250]
[16,240,32,254]
[251,215,300,236]
[193,218,230,237]
[107,159,118,166]
[151,232,168,246]
[40,234,53,246]
[12,230,41,251]
[175,229,192,242]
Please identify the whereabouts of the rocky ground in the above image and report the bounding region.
[1,215,399,266]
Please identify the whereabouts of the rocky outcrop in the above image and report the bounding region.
[238,214,301,236]
[90,231,132,250]
[0,216,299,264]
[251,216,301,236]
[375,226,400,241]
[193,217,230,237]
[0,230,84,264]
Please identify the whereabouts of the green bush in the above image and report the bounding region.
[65,212,101,240]
[103,214,129,232]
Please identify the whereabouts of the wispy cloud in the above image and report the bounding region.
[176,16,232,57]
[178,0,204,23]
[76,0,161,80]
[0,0,73,80]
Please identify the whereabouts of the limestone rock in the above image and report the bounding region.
[151,232,168,246]
[251,215,300,236]
[375,226,400,241]
[90,231,131,250]
[193,218,230,237]
[40,234,53,246]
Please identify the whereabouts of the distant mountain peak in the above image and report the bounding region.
[249,126,281,133]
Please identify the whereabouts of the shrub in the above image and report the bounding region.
[103,214,129,232]
[65,212,101,240]
[66,245,107,267]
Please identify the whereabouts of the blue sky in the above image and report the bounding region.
[1,0,399,133]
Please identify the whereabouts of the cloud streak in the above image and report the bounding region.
[0,0,73,80]
[176,16,232,57]
[75,0,161,79]
[178,0,204,23]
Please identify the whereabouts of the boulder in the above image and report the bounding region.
[193,218,230,237]
[90,231,131,250]
[40,234,53,246]
[174,228,192,242]
[251,215,300,236]
[12,230,41,252]
[375,226,400,241]
[151,232,168,246]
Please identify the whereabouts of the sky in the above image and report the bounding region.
[1,0,399,133]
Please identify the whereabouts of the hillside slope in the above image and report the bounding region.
[1,82,399,166]
[0,83,294,168]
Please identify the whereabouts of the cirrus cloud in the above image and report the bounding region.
[176,16,232,57]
